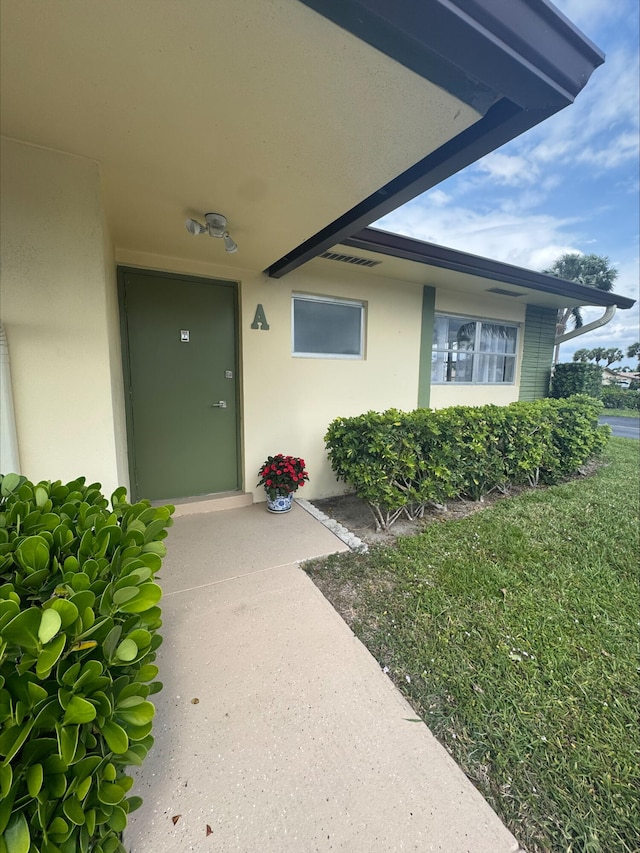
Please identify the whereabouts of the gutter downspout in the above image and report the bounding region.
[0,323,21,474]
[553,304,616,363]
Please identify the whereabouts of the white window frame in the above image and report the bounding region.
[291,293,365,359]
[432,313,519,385]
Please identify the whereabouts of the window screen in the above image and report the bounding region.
[292,295,364,358]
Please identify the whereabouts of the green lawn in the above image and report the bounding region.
[305,438,639,853]
[601,408,639,418]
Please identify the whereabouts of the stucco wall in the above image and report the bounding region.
[429,288,526,410]
[0,139,122,494]
[242,262,423,499]
[116,251,424,501]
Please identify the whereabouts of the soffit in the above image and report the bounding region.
[318,244,631,311]
[0,0,480,272]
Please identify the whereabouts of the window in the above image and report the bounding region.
[292,294,364,358]
[431,314,517,384]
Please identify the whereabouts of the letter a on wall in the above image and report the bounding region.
[251,304,269,330]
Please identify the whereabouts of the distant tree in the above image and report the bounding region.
[603,348,623,368]
[628,342,640,371]
[573,348,591,363]
[544,253,619,363]
[573,347,623,368]
[589,347,607,366]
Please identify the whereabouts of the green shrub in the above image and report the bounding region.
[494,400,555,488]
[0,474,173,853]
[320,410,418,531]
[413,405,507,502]
[325,397,608,530]
[543,395,609,479]
[601,387,640,410]
[550,362,602,398]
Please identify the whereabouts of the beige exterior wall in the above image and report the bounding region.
[116,251,424,501]
[0,139,123,495]
[102,224,129,489]
[1,144,532,505]
[429,287,526,410]
[242,262,423,500]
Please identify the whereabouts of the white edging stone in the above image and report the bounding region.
[295,498,368,553]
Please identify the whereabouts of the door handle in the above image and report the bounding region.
[211,400,227,408]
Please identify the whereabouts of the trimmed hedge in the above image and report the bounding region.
[325,396,609,531]
[601,387,640,410]
[551,362,602,398]
[0,474,173,853]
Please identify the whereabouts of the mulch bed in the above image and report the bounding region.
[310,489,514,546]
[310,459,602,547]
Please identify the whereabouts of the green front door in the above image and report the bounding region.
[121,269,239,501]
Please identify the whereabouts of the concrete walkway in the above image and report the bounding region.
[125,502,523,853]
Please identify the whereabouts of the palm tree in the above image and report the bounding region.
[588,347,607,366]
[543,254,619,363]
[603,348,623,368]
[572,348,591,363]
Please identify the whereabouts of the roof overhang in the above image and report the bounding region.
[328,227,636,311]
[267,0,605,277]
[1,1,604,277]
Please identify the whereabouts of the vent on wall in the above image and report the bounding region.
[320,251,381,268]
[486,287,523,297]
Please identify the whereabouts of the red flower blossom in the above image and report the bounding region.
[256,452,310,500]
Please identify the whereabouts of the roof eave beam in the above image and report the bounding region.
[267,99,543,278]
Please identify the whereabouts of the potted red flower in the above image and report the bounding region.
[257,454,309,513]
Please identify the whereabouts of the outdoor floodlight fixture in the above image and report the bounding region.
[223,233,238,254]
[185,212,238,253]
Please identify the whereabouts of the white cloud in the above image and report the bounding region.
[427,189,450,205]
[523,47,639,175]
[551,0,626,33]
[378,200,583,269]
[575,132,640,169]
[476,152,538,187]
[427,39,640,245]
[611,257,640,302]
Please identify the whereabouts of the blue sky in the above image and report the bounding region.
[378,0,640,368]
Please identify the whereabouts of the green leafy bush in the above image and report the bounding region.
[551,362,602,398]
[0,474,173,853]
[546,395,609,476]
[325,397,608,530]
[601,387,640,410]
[319,410,418,531]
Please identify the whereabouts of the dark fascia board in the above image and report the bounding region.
[299,0,603,111]
[343,228,636,310]
[267,0,604,279]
